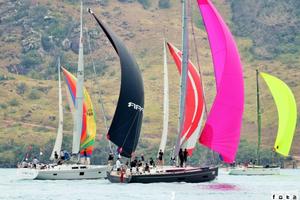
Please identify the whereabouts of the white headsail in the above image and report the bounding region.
[158,39,169,156]
[50,57,63,160]
[72,1,84,156]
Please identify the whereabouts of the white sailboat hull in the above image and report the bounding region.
[229,166,280,175]
[17,164,108,180]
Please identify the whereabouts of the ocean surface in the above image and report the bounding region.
[0,168,299,200]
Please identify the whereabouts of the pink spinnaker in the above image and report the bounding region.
[197,0,244,163]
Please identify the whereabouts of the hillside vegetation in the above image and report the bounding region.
[0,0,299,166]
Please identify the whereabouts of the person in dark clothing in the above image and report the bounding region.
[83,149,87,157]
[230,161,236,168]
[158,149,164,165]
[130,160,137,168]
[108,152,114,161]
[179,148,184,167]
[130,158,137,173]
[144,163,150,173]
[54,151,59,160]
[149,157,155,167]
[141,154,145,165]
[183,148,188,167]
[82,149,88,165]
[108,152,114,166]
[138,160,142,167]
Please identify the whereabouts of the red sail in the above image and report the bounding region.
[167,42,205,155]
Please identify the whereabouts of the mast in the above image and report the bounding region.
[174,0,189,156]
[158,39,169,156]
[50,57,63,160]
[256,69,262,165]
[72,1,84,157]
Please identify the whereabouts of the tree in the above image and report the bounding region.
[8,99,19,107]
[98,0,109,6]
[137,0,151,9]
[20,51,43,68]
[159,0,171,9]
[16,83,27,95]
[28,89,41,100]
[41,35,54,52]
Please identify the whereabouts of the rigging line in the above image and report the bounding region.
[189,0,217,165]
[132,112,143,157]
[85,26,113,153]
[190,0,208,117]
[119,111,141,152]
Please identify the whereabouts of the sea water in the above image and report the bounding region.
[0,168,299,200]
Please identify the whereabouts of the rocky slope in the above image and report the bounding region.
[0,0,299,166]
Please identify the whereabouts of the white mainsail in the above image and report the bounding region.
[72,1,84,155]
[158,39,169,156]
[50,57,63,160]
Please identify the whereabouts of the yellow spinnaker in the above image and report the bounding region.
[260,72,297,156]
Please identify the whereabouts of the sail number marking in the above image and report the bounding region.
[128,102,143,112]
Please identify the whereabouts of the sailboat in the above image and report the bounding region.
[163,0,245,167]
[157,39,205,158]
[108,40,218,183]
[17,2,107,180]
[87,7,145,181]
[229,70,298,175]
[105,0,243,183]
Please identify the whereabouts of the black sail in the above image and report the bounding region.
[89,9,144,158]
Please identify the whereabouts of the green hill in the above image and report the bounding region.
[0,0,299,167]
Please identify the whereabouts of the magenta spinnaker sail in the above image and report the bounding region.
[197,0,244,163]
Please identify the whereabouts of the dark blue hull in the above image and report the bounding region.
[107,166,218,183]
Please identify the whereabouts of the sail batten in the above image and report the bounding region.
[260,72,297,157]
[89,10,144,158]
[197,0,244,163]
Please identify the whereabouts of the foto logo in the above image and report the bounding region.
[272,191,299,200]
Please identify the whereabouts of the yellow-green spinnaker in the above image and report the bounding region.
[260,72,297,156]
